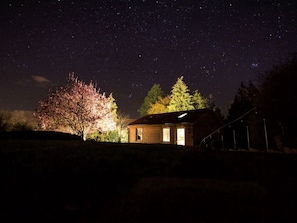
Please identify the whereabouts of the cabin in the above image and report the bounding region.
[128,109,222,146]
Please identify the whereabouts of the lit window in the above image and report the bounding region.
[177,128,185,146]
[163,127,170,142]
[136,128,143,141]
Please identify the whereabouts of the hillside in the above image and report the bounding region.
[0,138,297,222]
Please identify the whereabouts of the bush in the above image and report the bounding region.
[88,130,120,142]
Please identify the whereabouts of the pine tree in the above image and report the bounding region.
[192,90,209,109]
[167,76,194,112]
[225,81,260,149]
[227,81,259,122]
[139,84,164,117]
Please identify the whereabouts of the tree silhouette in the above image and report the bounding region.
[226,81,260,149]
[227,81,259,122]
[258,54,297,147]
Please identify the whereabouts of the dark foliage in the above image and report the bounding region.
[225,54,297,149]
[257,53,297,147]
[224,81,266,149]
[227,81,259,122]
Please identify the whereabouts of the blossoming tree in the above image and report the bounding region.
[36,73,116,140]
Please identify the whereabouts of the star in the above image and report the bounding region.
[0,0,296,117]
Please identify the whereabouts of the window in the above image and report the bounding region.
[163,127,170,142]
[136,128,143,141]
[177,128,185,145]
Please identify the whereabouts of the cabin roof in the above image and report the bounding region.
[128,109,214,125]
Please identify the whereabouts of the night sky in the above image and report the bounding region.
[1,0,296,117]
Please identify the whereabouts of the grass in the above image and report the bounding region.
[1,138,297,222]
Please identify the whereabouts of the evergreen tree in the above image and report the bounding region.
[225,81,260,149]
[227,81,259,121]
[167,76,194,112]
[108,93,118,123]
[192,90,209,109]
[139,84,164,117]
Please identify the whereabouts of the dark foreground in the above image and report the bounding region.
[1,139,297,222]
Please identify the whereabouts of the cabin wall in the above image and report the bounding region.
[193,113,222,145]
[128,125,162,144]
[174,124,194,146]
[128,124,194,146]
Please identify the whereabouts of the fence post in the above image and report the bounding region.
[246,126,250,150]
[233,130,236,150]
[263,118,269,152]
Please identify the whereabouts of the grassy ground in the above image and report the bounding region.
[0,139,297,222]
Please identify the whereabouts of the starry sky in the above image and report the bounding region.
[1,0,296,117]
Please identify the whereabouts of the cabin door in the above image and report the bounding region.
[177,128,185,146]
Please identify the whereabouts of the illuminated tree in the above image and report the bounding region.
[36,73,116,140]
[139,84,164,117]
[148,95,170,114]
[167,76,194,112]
[89,110,130,143]
[0,110,12,132]
[0,110,36,131]
[116,111,130,142]
[108,92,118,123]
[192,90,209,109]
[140,76,222,116]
